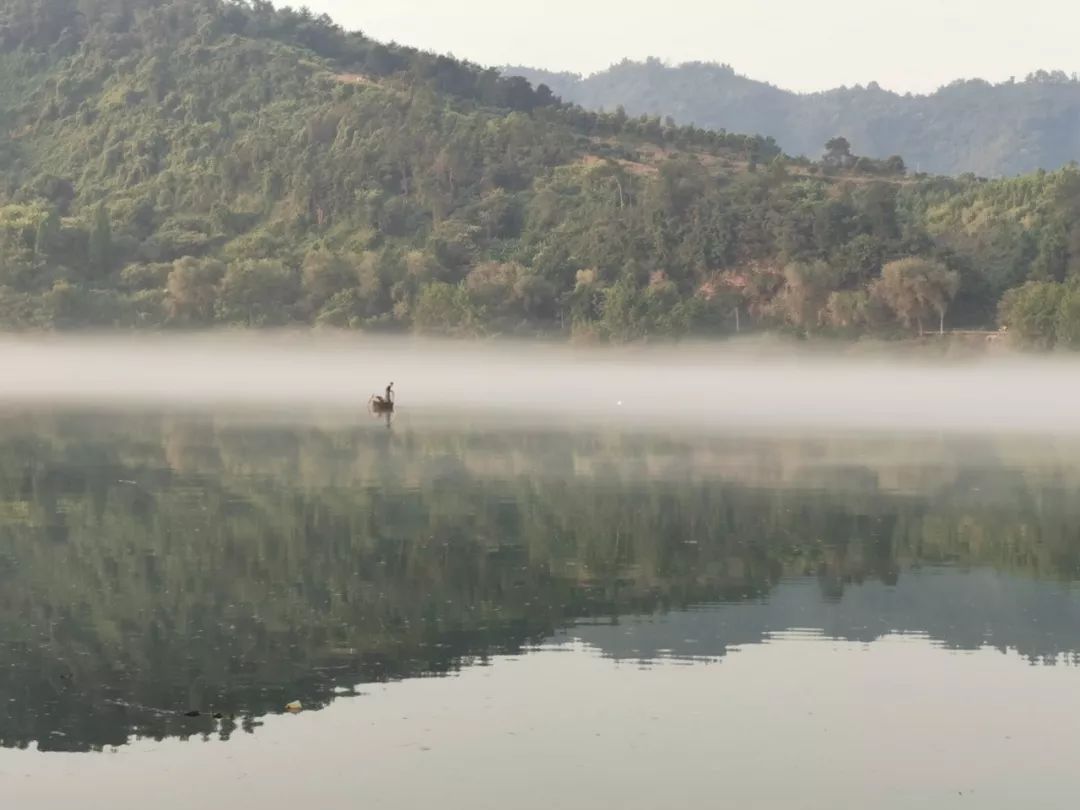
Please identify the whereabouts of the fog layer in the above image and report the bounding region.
[0,334,1076,434]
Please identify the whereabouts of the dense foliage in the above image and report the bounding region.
[0,0,1077,344]
[506,59,1080,177]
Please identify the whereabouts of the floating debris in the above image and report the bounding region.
[285,700,302,713]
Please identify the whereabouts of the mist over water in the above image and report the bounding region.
[1,332,1078,434]
[5,337,1080,809]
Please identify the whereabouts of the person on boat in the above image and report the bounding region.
[371,382,394,410]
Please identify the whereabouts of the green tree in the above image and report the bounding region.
[599,275,645,342]
[1032,225,1069,282]
[1054,283,1080,348]
[824,290,871,330]
[88,203,112,276]
[873,257,959,335]
[916,262,962,334]
[999,281,1063,349]
[776,261,842,331]
[824,136,853,166]
[464,261,523,313]
[166,257,225,325]
[301,250,354,312]
[40,280,80,328]
[215,259,300,326]
[412,281,481,335]
[33,209,60,259]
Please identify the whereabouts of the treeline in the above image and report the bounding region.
[0,0,1077,345]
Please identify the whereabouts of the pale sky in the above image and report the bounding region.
[305,0,1079,94]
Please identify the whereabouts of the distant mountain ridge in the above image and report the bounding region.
[504,59,1080,177]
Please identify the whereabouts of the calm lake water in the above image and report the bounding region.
[4,408,1080,808]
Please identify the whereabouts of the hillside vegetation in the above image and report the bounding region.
[506,59,1080,178]
[0,0,1074,347]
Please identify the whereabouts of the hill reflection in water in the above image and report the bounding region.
[3,410,1080,752]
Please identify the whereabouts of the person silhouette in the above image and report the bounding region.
[370,382,395,412]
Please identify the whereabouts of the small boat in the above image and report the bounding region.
[369,382,395,413]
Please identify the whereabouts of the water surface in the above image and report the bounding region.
[3,409,1080,808]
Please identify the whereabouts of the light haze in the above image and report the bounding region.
[5,333,1080,435]
[307,0,1079,94]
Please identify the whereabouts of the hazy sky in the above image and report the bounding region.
[305,0,1078,94]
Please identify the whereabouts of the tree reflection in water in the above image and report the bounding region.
[2,411,1080,752]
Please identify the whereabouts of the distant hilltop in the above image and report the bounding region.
[504,59,1080,177]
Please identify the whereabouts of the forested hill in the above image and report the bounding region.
[504,60,1080,178]
[0,0,1076,348]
